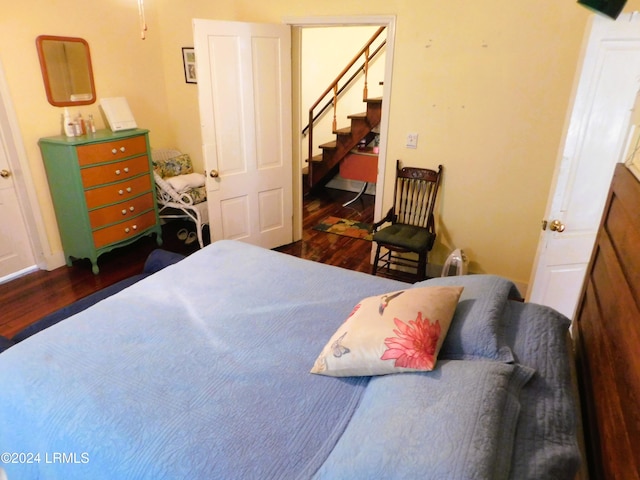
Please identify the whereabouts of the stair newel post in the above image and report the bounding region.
[332,85,338,133]
[363,46,370,101]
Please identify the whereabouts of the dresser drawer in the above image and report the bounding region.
[84,174,152,209]
[88,192,155,229]
[77,135,147,166]
[81,156,150,188]
[92,210,157,248]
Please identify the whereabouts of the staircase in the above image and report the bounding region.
[304,97,382,192]
[302,26,386,194]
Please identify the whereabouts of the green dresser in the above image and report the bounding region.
[39,129,162,274]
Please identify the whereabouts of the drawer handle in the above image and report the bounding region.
[121,209,127,215]
[125,227,130,233]
[120,147,126,153]
[133,224,137,230]
[124,167,129,173]
[118,189,124,195]
[129,206,135,212]
[127,187,132,193]
[115,169,121,175]
[112,148,117,154]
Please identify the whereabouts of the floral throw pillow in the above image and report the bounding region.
[311,286,464,377]
[153,153,194,178]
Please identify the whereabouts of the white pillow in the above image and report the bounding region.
[311,286,464,377]
[166,172,206,192]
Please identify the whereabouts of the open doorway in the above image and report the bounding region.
[286,16,396,245]
[297,25,384,251]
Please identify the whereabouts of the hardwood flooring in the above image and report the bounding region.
[0,188,374,339]
[275,187,375,273]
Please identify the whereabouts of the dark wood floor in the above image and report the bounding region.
[275,187,375,272]
[0,188,374,339]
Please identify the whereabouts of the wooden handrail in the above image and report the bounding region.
[301,39,385,136]
[306,26,386,168]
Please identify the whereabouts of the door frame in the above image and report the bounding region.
[0,59,47,281]
[284,15,396,241]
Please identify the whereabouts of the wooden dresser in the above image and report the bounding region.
[39,129,162,274]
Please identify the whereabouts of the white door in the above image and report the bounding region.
[528,14,640,319]
[194,19,293,249]
[0,143,35,280]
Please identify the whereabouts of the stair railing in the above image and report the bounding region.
[305,26,386,167]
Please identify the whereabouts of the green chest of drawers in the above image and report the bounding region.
[39,129,162,274]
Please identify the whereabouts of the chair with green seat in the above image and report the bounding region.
[371,161,442,281]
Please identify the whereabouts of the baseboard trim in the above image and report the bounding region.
[0,265,39,285]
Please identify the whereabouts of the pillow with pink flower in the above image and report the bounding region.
[311,286,464,377]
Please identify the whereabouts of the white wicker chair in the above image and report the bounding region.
[151,148,209,248]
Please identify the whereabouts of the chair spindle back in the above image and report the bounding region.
[392,162,442,229]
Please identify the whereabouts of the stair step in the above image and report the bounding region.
[306,95,383,191]
[319,141,337,151]
[334,127,351,136]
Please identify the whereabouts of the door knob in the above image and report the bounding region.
[0,169,9,178]
[209,169,219,178]
[549,219,566,232]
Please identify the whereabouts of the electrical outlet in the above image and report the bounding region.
[406,133,418,149]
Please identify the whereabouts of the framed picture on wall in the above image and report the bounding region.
[182,47,197,84]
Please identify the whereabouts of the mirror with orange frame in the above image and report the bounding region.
[36,35,96,107]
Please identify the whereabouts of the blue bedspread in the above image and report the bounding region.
[0,241,580,479]
[504,301,581,479]
[0,241,406,480]
[314,361,534,479]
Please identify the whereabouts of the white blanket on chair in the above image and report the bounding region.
[166,172,205,192]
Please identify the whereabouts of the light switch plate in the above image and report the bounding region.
[406,132,418,149]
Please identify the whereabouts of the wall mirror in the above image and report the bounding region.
[36,35,96,107]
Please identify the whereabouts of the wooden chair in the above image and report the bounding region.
[371,161,442,281]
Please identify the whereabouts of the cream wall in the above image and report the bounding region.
[3,0,638,286]
[0,0,174,262]
[149,0,594,288]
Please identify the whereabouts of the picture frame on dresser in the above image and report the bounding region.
[39,129,163,274]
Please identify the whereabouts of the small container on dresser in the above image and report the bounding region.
[39,128,163,274]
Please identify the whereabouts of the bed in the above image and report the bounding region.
[0,239,582,479]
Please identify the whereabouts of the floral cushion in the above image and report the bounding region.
[153,153,194,178]
[311,286,463,377]
[183,186,207,205]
